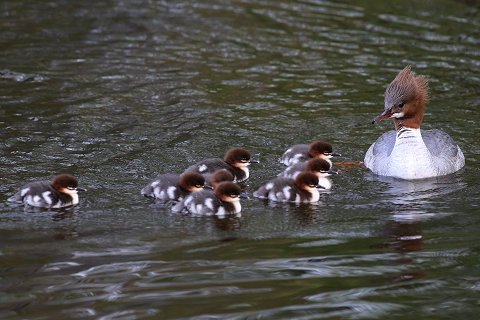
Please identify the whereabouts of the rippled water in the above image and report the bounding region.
[1,0,480,319]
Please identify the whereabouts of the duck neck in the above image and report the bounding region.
[393,101,425,131]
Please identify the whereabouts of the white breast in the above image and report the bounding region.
[371,128,437,179]
[230,199,241,213]
[308,189,320,203]
[318,178,332,190]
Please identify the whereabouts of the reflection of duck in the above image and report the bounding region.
[214,215,241,232]
[376,217,423,253]
[365,66,465,180]
[368,173,465,206]
[371,213,428,283]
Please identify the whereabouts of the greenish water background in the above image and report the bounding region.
[1,0,479,319]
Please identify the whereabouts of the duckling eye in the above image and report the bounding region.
[398,101,405,108]
[67,186,76,190]
[309,184,316,188]
[195,184,203,188]
[230,194,239,198]
[240,158,248,163]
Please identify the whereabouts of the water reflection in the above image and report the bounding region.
[368,173,465,286]
[52,226,79,240]
[376,215,423,253]
[0,0,478,318]
[214,215,241,232]
[368,173,466,207]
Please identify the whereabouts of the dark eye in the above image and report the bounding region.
[67,186,76,190]
[240,158,248,163]
[196,184,202,188]
[398,102,405,108]
[230,194,239,198]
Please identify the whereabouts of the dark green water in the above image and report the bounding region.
[1,0,479,319]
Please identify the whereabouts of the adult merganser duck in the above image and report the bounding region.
[364,66,465,180]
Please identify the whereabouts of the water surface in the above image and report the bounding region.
[1,0,480,319]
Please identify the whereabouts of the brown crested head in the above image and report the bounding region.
[223,147,251,166]
[308,140,333,157]
[179,172,206,191]
[209,170,234,188]
[214,181,242,202]
[51,174,78,192]
[375,66,429,130]
[295,172,319,190]
[305,158,331,173]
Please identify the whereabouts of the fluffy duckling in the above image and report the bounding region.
[207,169,235,188]
[279,140,340,167]
[185,147,258,182]
[254,172,324,203]
[8,174,86,208]
[172,181,244,216]
[278,158,338,190]
[141,172,209,203]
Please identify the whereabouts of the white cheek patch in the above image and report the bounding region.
[236,162,247,168]
[198,164,208,172]
[63,188,78,196]
[167,186,176,199]
[193,186,203,192]
[21,188,30,197]
[392,112,405,118]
